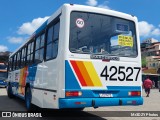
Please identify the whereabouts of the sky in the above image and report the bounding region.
[0,0,160,52]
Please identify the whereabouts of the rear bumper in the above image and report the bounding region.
[59,97,143,109]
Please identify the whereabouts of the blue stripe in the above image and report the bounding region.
[59,97,143,108]
[33,19,48,35]
[65,60,80,90]
[107,86,141,90]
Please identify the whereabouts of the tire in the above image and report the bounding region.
[7,83,14,98]
[25,87,35,111]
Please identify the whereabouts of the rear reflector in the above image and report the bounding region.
[132,101,136,104]
[66,91,82,97]
[127,100,137,105]
[128,91,141,96]
[75,102,86,105]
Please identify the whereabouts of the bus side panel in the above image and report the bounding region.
[27,62,57,108]
[9,64,44,108]
[42,60,59,109]
[28,64,43,108]
[32,89,43,107]
[9,69,25,97]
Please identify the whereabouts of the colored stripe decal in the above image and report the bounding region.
[70,60,102,87]
[83,61,102,86]
[70,61,87,86]
[76,61,94,86]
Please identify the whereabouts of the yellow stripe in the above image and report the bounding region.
[76,61,94,86]
[19,68,24,93]
[83,61,102,86]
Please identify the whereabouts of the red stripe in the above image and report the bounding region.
[70,61,87,86]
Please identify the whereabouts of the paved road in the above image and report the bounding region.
[0,88,160,120]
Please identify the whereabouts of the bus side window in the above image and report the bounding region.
[14,54,17,70]
[46,21,60,60]
[21,48,24,68]
[16,54,18,69]
[11,57,14,71]
[27,41,34,65]
[9,58,13,71]
[21,47,26,68]
[30,41,34,64]
[35,37,40,64]
[16,51,21,69]
[27,43,31,65]
[34,33,45,64]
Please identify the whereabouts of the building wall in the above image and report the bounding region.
[146,56,160,69]
[142,38,158,44]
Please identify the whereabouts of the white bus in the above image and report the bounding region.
[7,4,143,111]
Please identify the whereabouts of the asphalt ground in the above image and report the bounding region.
[0,87,160,120]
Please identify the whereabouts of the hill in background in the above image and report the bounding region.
[0,51,11,63]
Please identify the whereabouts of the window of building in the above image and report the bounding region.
[153,63,155,67]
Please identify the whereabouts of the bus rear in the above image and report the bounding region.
[59,5,143,109]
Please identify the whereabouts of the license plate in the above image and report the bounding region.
[99,93,113,97]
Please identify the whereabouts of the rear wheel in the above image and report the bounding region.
[25,87,35,111]
[7,83,14,98]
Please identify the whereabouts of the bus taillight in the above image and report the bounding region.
[66,91,82,97]
[128,91,141,96]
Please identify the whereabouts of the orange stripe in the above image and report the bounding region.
[83,61,102,86]
[76,61,94,86]
[70,60,87,86]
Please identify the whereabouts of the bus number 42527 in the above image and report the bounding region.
[100,66,141,81]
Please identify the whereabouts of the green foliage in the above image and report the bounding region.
[0,56,8,62]
[142,57,147,67]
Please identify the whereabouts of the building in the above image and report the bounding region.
[142,38,158,44]
[141,38,160,88]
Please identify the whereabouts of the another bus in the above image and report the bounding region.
[0,63,7,87]
[7,4,143,111]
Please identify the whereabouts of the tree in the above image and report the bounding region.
[142,57,147,67]
[0,51,11,63]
